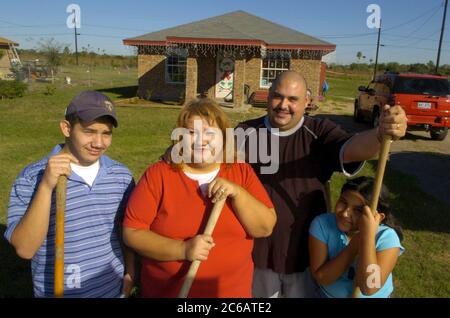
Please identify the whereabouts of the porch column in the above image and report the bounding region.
[233,57,245,108]
[185,56,198,103]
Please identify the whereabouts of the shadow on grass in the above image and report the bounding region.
[365,160,450,234]
[314,113,450,233]
[97,86,138,99]
[0,225,33,297]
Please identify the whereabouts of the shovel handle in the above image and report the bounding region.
[352,135,393,298]
[54,175,67,298]
[178,199,226,298]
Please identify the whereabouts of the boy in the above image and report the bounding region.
[4,91,135,297]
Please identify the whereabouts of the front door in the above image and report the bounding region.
[215,56,234,99]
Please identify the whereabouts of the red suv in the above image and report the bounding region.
[354,72,450,140]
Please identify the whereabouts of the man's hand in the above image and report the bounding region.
[378,105,407,140]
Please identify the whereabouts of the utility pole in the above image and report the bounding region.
[436,0,448,74]
[373,19,382,81]
[73,9,79,66]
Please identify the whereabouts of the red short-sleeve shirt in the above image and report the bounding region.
[123,161,274,298]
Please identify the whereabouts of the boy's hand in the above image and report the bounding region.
[41,153,79,190]
[121,273,134,298]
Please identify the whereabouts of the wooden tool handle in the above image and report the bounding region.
[54,175,67,298]
[178,199,226,298]
[369,135,392,215]
[352,135,393,298]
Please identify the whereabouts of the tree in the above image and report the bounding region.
[427,60,435,72]
[63,46,71,55]
[385,62,400,73]
[356,51,363,61]
[37,38,67,73]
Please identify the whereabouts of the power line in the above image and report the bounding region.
[0,24,63,29]
[0,17,149,32]
[3,33,72,36]
[83,24,149,32]
[403,5,442,38]
[81,33,130,39]
[383,2,443,31]
[385,6,442,47]
[315,3,444,39]
[316,32,377,39]
[383,31,442,42]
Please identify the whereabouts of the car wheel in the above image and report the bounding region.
[430,127,448,141]
[372,108,380,128]
[353,101,364,123]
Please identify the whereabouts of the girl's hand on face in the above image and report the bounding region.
[208,177,241,203]
[358,206,383,237]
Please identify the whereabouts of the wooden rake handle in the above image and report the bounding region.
[178,199,226,298]
[352,135,393,298]
[54,175,67,298]
[369,135,393,214]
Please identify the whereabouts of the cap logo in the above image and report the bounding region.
[104,100,113,112]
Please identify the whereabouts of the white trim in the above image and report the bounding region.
[339,134,365,177]
[264,115,304,137]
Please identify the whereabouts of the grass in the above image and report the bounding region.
[1,66,449,297]
[326,71,372,103]
[330,162,450,297]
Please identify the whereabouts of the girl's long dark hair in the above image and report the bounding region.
[341,176,403,241]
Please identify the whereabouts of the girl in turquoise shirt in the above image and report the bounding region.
[309,177,404,298]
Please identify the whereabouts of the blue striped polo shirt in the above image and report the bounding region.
[4,144,134,298]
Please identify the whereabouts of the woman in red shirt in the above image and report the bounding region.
[123,98,276,297]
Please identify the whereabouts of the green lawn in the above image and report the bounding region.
[326,71,372,103]
[0,66,449,297]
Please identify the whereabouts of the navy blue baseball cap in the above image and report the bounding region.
[65,91,118,127]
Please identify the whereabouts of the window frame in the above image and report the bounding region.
[165,48,188,85]
[260,55,290,88]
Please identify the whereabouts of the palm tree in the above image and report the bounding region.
[356,51,363,61]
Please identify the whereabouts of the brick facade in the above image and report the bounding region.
[244,57,261,100]
[137,54,184,100]
[185,57,198,102]
[0,49,12,79]
[137,52,323,107]
[290,58,322,98]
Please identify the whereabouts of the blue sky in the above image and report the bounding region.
[1,0,449,64]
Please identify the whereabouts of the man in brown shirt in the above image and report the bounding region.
[236,71,407,297]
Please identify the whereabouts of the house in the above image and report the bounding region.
[0,37,20,79]
[123,11,335,107]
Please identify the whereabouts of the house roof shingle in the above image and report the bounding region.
[123,11,335,51]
